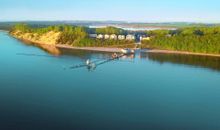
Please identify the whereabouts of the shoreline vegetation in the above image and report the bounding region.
[141,26,220,54]
[10,23,135,47]
[9,23,220,57]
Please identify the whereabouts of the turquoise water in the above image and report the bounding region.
[1,31,220,130]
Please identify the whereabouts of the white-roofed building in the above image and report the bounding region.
[126,34,135,41]
[104,34,110,39]
[110,34,117,40]
[118,35,125,40]
[97,34,104,39]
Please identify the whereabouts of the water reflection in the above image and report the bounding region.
[17,39,220,72]
[59,48,113,60]
[141,52,220,72]
[67,52,132,71]
[45,46,220,72]
[18,39,61,55]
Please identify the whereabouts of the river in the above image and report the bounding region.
[1,31,220,130]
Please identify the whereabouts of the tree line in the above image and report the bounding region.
[95,26,126,35]
[10,23,133,47]
[142,26,220,54]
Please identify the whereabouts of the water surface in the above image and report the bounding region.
[1,31,220,130]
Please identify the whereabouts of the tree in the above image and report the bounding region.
[95,26,124,35]
[13,23,30,33]
[194,29,204,36]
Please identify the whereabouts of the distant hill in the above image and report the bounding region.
[1,21,219,31]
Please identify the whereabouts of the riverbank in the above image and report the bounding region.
[0,30,9,32]
[56,44,121,53]
[8,31,220,57]
[145,49,220,57]
[11,34,122,53]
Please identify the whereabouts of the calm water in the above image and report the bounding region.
[1,31,220,130]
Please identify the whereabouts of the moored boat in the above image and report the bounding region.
[121,48,135,54]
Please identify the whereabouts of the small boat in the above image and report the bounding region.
[86,59,96,70]
[86,59,91,65]
[112,53,119,59]
[121,48,135,54]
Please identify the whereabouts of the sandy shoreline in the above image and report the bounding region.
[8,33,220,57]
[56,44,122,53]
[0,30,9,32]
[9,34,122,53]
[57,44,220,57]
[145,49,220,57]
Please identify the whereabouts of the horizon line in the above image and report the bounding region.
[0,20,220,24]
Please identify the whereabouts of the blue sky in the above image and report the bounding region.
[0,0,220,23]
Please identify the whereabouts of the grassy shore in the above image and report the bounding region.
[11,34,123,53]
[8,23,220,57]
[10,32,220,57]
[12,34,220,57]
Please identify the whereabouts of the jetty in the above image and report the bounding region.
[69,53,127,71]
